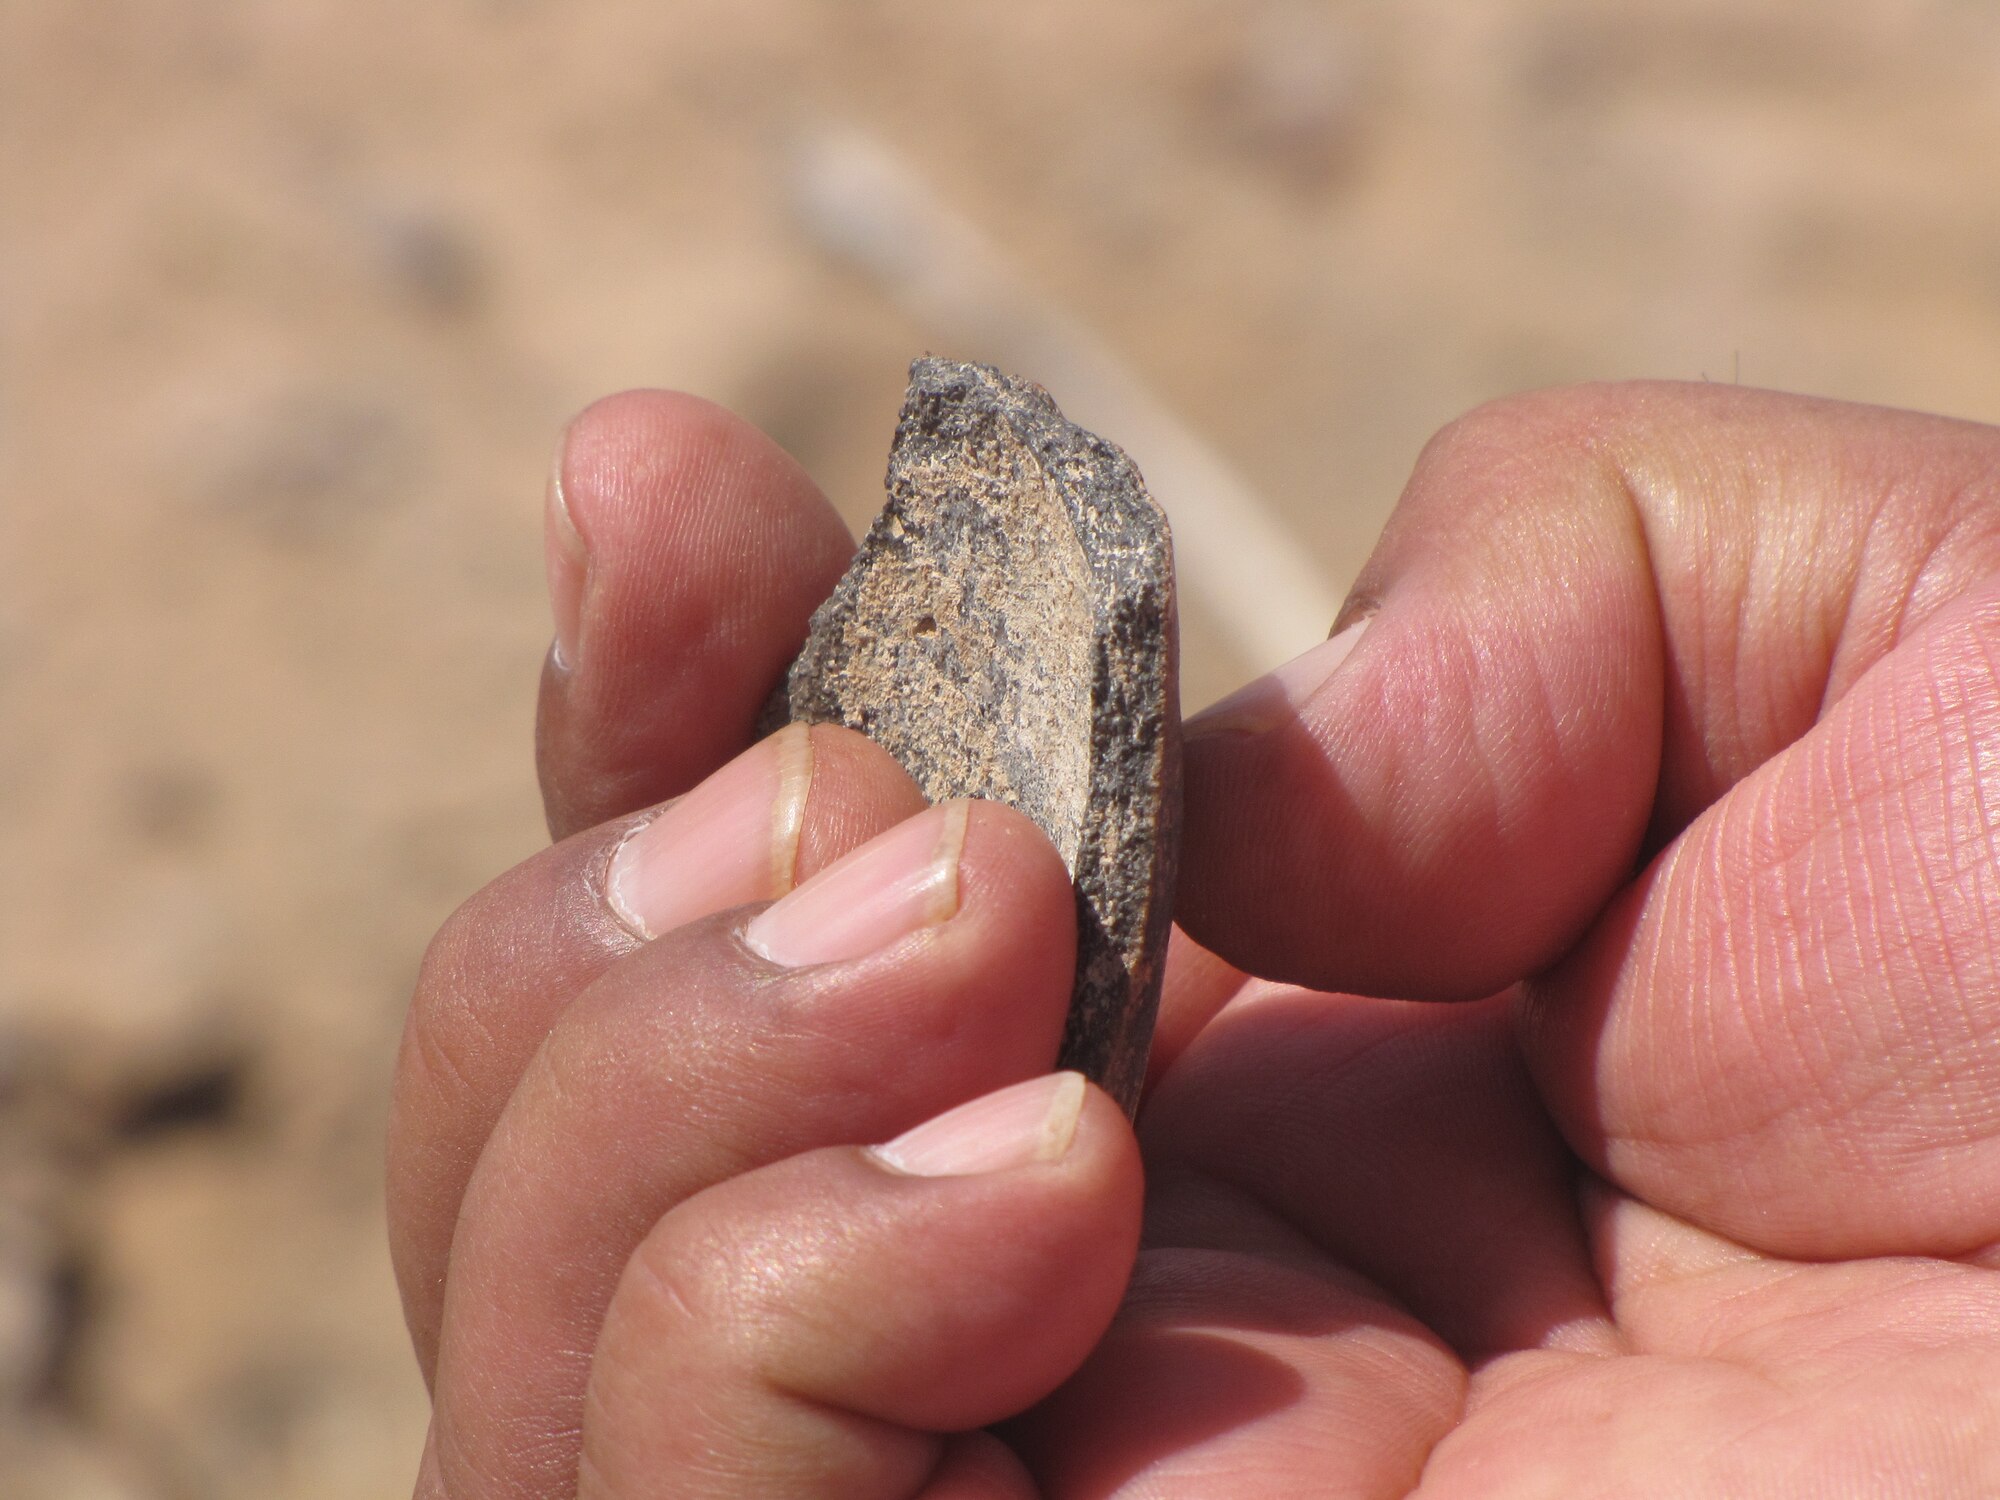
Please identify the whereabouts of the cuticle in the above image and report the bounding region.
[929,799,972,925]
[770,723,816,894]
[1330,596,1380,638]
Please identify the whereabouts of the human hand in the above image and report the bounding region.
[390,383,2000,1496]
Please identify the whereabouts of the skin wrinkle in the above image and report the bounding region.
[1730,773,1796,1092]
[1940,630,2000,932]
[1402,1397,1474,1500]
[1596,448,1703,822]
[1437,1353,1805,1495]
[1159,1009,1617,1361]
[1829,705,1887,1046]
[1698,812,1773,1148]
[1654,838,1717,1131]
[1748,1264,1998,1363]
[1731,720,1969,1179]
[1814,472,1891,721]
[1748,443,1874,738]
[1960,630,2000,1015]
[1810,455,2000,715]
[1899,660,1978,1073]
[1512,488,1640,816]
[1600,832,1798,1163]
[1355,631,1476,871]
[1659,488,1752,818]
[1140,1161,1353,1270]
[1852,493,2000,724]
[1749,902,1830,1171]
[1741,476,1814,760]
[1716,515,1758,784]
[1782,735,1867,1118]
[1789,1349,1999,1450]
[1787,739,1839,1010]
[1646,429,1752,782]
[401,988,483,1132]
[1887,478,2000,662]
[1884,726,1999,1113]
[1807,1046,1995,1174]
[1481,619,1572,843]
[1644,1265,1813,1363]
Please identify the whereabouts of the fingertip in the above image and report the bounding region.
[556,389,854,615]
[537,389,856,837]
[581,1083,1141,1491]
[806,1079,1143,1427]
[954,798,1077,946]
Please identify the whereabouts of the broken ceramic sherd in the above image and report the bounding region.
[766,358,1181,1113]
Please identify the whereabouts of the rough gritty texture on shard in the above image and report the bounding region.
[768,358,1181,1113]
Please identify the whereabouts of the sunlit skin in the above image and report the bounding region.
[389,383,2000,1497]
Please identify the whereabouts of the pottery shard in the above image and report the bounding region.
[768,358,1181,1113]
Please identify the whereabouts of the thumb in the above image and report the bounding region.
[1177,382,2000,997]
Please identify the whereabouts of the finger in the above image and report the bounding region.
[1180,383,2000,997]
[1143,985,1616,1363]
[537,390,854,838]
[1520,577,2000,1260]
[1006,1247,1466,1498]
[564,1075,1140,1500]
[388,724,925,1379]
[424,800,1080,1500]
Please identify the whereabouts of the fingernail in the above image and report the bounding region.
[607,725,816,940]
[743,800,968,967]
[869,1072,1087,1177]
[545,422,586,670]
[1184,615,1371,739]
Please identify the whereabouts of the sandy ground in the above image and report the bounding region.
[4,2,2000,1494]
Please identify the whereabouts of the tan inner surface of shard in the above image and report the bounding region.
[829,420,1095,870]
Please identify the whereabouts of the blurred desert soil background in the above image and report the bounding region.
[5,1,2000,1494]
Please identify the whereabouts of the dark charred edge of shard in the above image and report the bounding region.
[993,374,1180,1113]
[770,356,1181,1115]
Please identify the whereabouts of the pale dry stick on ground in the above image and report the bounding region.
[787,122,1343,674]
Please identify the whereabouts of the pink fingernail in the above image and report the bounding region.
[1184,615,1371,739]
[545,422,586,670]
[869,1073,1087,1177]
[606,725,815,940]
[742,801,969,967]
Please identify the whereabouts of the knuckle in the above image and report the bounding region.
[616,1193,840,1373]
[397,889,507,1111]
[1421,383,1623,474]
[617,1212,751,1360]
[1399,383,1671,550]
